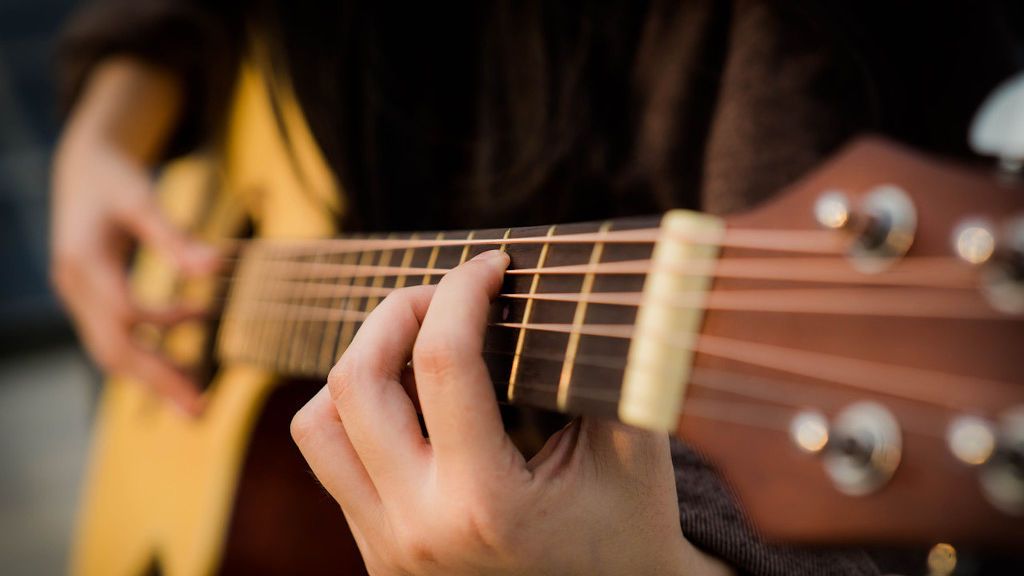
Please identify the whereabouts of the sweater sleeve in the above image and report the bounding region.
[672,440,880,576]
[56,0,243,159]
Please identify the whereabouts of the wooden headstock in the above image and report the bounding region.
[683,136,1024,547]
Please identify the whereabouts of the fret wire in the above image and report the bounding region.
[422,232,445,285]
[272,245,294,372]
[316,245,343,371]
[219,246,248,361]
[333,249,361,362]
[394,232,418,290]
[252,248,272,366]
[281,247,307,372]
[557,222,612,410]
[499,228,513,252]
[318,242,350,370]
[362,233,396,318]
[243,250,263,363]
[301,250,330,372]
[457,230,476,265]
[292,250,324,374]
[508,225,557,401]
[268,246,288,370]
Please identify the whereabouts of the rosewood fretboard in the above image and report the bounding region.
[217,216,662,418]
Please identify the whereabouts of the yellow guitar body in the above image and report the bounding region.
[70,58,340,576]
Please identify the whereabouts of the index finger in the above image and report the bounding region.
[413,250,522,473]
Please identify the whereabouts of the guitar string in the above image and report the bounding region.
[216,307,1017,412]
[223,337,952,442]
[212,283,1006,320]
[211,255,980,289]
[173,229,1015,430]
[483,354,954,439]
[210,226,849,256]
[504,377,947,442]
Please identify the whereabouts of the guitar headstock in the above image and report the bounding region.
[681,137,1024,547]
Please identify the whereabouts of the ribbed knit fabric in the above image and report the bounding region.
[672,441,880,576]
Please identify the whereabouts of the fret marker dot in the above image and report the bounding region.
[502,303,511,321]
[790,410,830,454]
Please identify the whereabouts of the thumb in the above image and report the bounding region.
[116,188,219,275]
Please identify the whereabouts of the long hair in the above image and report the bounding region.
[255,0,1023,231]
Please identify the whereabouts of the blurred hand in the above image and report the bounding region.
[292,251,733,576]
[50,59,217,415]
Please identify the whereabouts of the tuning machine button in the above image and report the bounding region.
[814,186,917,273]
[791,403,902,496]
[946,415,997,466]
[970,70,1024,174]
[952,218,997,265]
[978,407,1024,515]
[977,216,1024,314]
[822,402,903,496]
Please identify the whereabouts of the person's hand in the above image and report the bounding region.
[291,250,733,575]
[50,60,217,415]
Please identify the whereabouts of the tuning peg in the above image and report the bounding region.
[813,186,917,273]
[978,407,1024,515]
[790,403,902,497]
[970,71,1024,173]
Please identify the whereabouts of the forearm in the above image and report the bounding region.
[59,57,183,167]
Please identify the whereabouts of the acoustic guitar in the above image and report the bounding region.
[71,58,1024,575]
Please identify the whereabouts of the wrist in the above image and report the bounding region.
[670,536,736,576]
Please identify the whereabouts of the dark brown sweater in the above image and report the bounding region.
[58,1,1023,574]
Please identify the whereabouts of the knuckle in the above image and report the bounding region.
[380,286,415,309]
[117,193,152,219]
[326,359,355,404]
[289,404,316,446]
[50,253,81,292]
[458,498,510,554]
[393,522,438,569]
[91,339,124,371]
[412,338,458,381]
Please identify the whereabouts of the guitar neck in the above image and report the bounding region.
[217,213,721,427]
[215,138,1024,546]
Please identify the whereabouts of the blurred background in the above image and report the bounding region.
[0,1,97,574]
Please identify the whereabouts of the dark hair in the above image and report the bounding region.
[256,0,1023,231]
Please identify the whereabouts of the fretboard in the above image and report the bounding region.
[217,215,691,420]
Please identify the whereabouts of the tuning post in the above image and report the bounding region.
[814,186,917,273]
[952,218,997,265]
[789,410,830,454]
[821,402,902,496]
[979,407,1024,515]
[946,415,997,466]
[813,191,853,231]
[980,215,1024,314]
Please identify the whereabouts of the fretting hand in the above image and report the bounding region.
[292,250,733,575]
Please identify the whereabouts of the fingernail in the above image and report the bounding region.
[472,249,509,264]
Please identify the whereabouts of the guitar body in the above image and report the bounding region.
[71,62,365,575]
